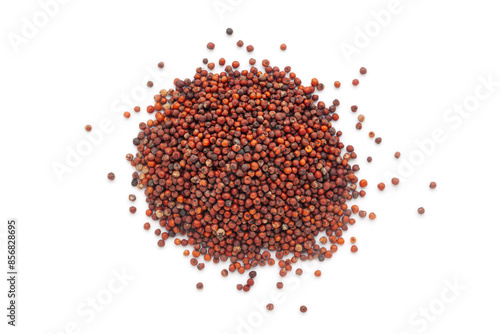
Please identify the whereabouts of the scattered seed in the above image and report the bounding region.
[296,268,303,275]
[158,62,164,69]
[197,263,205,270]
[134,106,140,112]
[129,194,136,201]
[359,211,367,218]
[123,112,130,118]
[369,131,375,138]
[356,122,362,130]
[377,183,385,191]
[207,42,215,50]
[85,125,92,132]
[367,156,372,163]
[221,269,228,277]
[280,43,287,50]
[196,282,204,289]
[334,81,341,88]
[202,58,208,64]
[232,61,240,68]
[276,282,284,289]
[157,240,165,247]
[246,45,254,52]
[351,245,358,253]
[351,105,358,112]
[391,178,400,185]
[129,206,136,214]
[369,212,376,220]
[430,182,437,189]
[360,67,367,75]
[249,58,256,65]
[236,284,243,291]
[314,270,321,277]
[226,27,233,35]
[300,306,308,313]
[360,179,368,187]
[249,271,257,278]
[358,115,365,122]
[236,40,244,47]
[317,83,325,91]
[418,207,425,214]
[375,137,382,144]
[352,79,359,86]
[219,58,225,66]
[107,172,115,180]
[395,152,401,159]
[143,223,150,230]
[266,303,274,311]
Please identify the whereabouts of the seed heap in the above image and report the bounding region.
[127,59,363,282]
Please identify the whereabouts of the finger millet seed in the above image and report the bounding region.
[123,112,130,118]
[314,270,321,277]
[196,282,204,289]
[391,178,400,185]
[246,45,254,52]
[226,27,233,35]
[158,62,164,69]
[367,157,372,163]
[351,105,358,112]
[418,207,425,214]
[360,67,367,75]
[351,245,358,253]
[369,131,375,138]
[395,152,401,159]
[296,268,303,275]
[143,222,151,230]
[134,106,141,112]
[375,137,382,144]
[334,81,341,88]
[219,58,226,66]
[300,306,308,313]
[236,40,244,47]
[129,194,136,201]
[202,58,208,64]
[129,206,137,214]
[350,237,356,243]
[85,125,92,132]
[358,115,365,122]
[352,79,359,86]
[430,182,437,189]
[356,122,362,130]
[359,211,367,218]
[107,172,115,180]
[369,212,376,220]
[280,43,287,50]
[377,183,385,191]
[276,282,284,289]
[207,42,215,50]
[266,303,274,311]
[147,81,154,88]
[127,59,365,282]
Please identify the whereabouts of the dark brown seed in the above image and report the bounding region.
[107,172,115,180]
[226,27,233,35]
[375,137,382,144]
[430,182,437,189]
[147,81,153,88]
[202,58,208,64]
[395,152,401,159]
[300,306,308,313]
[276,282,284,289]
[157,62,164,69]
[129,194,136,201]
[418,207,425,214]
[249,271,257,278]
[196,282,204,290]
[207,42,215,50]
[360,67,367,75]
[85,125,92,132]
[266,303,274,311]
[391,178,400,185]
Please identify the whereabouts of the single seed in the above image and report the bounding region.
[143,223,150,230]
[158,62,164,69]
[296,268,303,275]
[129,194,136,201]
[249,271,257,278]
[369,212,376,220]
[129,206,136,214]
[351,245,358,253]
[369,131,375,138]
[375,137,382,144]
[197,263,205,271]
[280,43,287,50]
[351,105,358,112]
[395,151,401,159]
[300,306,308,313]
[219,58,225,66]
[418,207,425,214]
[221,269,229,277]
[207,42,215,50]
[317,83,325,91]
[249,58,256,65]
[360,67,367,75]
[352,79,359,86]
[367,156,372,163]
[314,270,321,277]
[359,211,367,218]
[358,115,365,122]
[123,112,130,118]
[350,237,356,243]
[202,58,208,64]
[107,172,115,180]
[157,240,165,247]
[377,183,385,191]
[266,303,274,311]
[85,125,92,132]
[147,81,153,88]
[360,179,368,187]
[183,250,190,256]
[226,27,233,35]
[236,284,243,291]
[196,282,204,290]
[236,40,244,47]
[391,178,400,185]
[134,106,140,112]
[356,122,362,130]
[232,61,240,68]
[276,282,284,289]
[246,45,254,52]
[334,81,341,88]
[430,182,437,189]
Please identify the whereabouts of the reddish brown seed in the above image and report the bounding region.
[314,270,321,277]
[296,268,303,275]
[157,62,164,69]
[351,105,358,112]
[377,183,385,191]
[369,212,376,220]
[351,245,358,253]
[197,263,205,271]
[266,303,274,311]
[300,306,308,313]
[359,210,367,218]
[358,115,365,122]
[430,182,437,189]
[350,237,356,243]
[196,282,204,289]
[157,240,165,247]
[85,125,92,132]
[246,45,254,52]
[276,282,284,289]
[418,207,425,214]
[311,78,318,86]
[280,43,287,50]
[395,152,401,159]
[369,131,375,138]
[107,172,115,180]
[123,112,130,118]
[221,269,228,277]
[367,156,372,163]
[317,83,325,91]
[360,67,367,75]
[207,62,215,70]
[143,222,150,230]
[232,61,240,68]
[236,40,244,47]
[249,58,256,65]
[147,81,153,88]
[219,58,226,66]
[134,106,141,112]
[352,79,359,86]
[183,250,190,256]
[391,178,400,185]
[207,42,215,50]
[249,271,257,278]
[236,284,243,291]
[375,137,382,144]
[334,81,341,88]
[129,194,136,201]
[356,122,362,130]
[129,206,136,214]
[202,58,208,64]
[243,285,250,292]
[360,179,368,187]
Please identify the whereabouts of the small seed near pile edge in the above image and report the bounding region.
[107,172,115,180]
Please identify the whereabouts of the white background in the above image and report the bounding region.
[1,0,500,333]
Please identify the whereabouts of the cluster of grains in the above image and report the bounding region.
[126,59,365,286]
